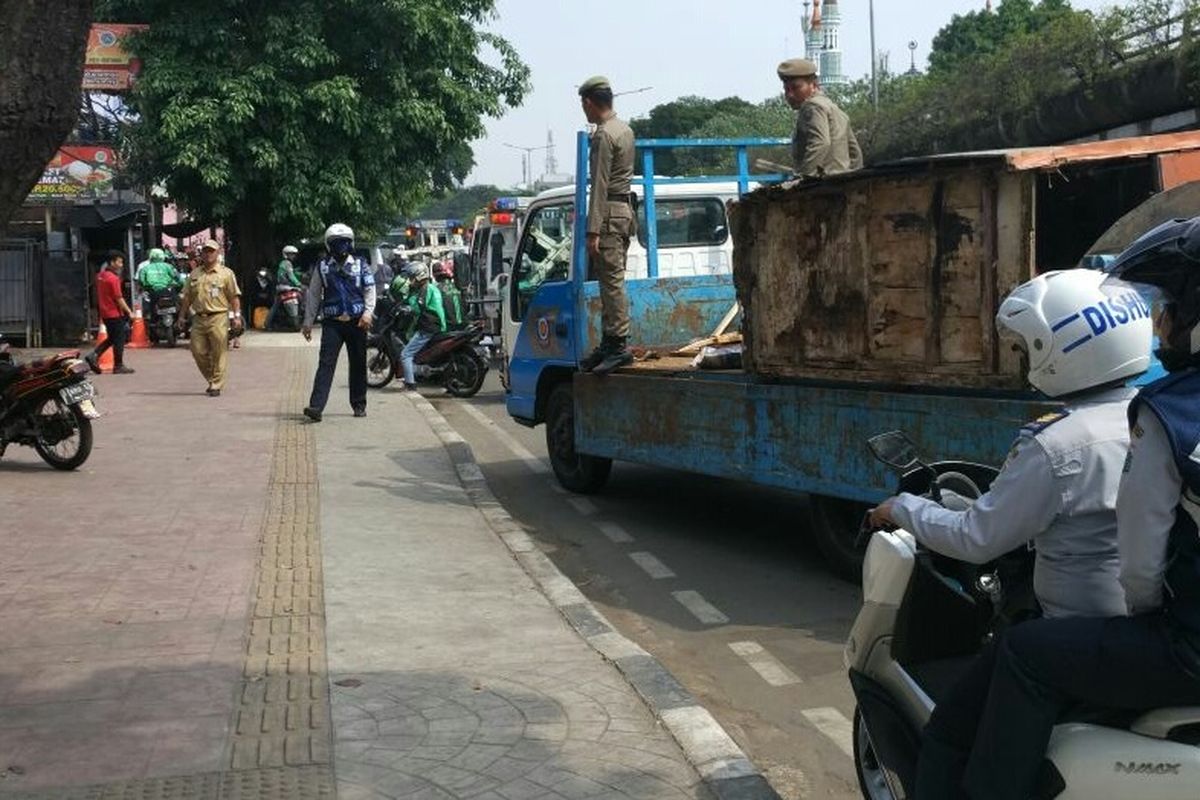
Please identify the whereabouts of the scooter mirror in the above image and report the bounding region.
[867,430,921,471]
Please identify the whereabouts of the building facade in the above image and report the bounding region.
[800,0,848,88]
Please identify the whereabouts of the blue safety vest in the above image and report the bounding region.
[1129,367,1200,635]
[318,256,373,319]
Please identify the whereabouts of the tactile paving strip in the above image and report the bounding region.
[230,350,333,771]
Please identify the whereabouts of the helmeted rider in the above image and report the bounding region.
[266,245,302,329]
[869,268,1152,798]
[400,262,446,391]
[300,224,376,422]
[136,248,183,322]
[958,219,1200,800]
[433,261,466,331]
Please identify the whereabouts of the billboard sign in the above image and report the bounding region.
[82,24,146,91]
[27,146,118,204]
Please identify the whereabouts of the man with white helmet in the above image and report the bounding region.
[301,224,376,421]
[868,268,1152,798]
[266,244,303,329]
[962,219,1200,800]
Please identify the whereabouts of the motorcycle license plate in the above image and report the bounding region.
[60,382,95,405]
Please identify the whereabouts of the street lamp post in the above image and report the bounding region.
[503,142,551,187]
[870,0,879,109]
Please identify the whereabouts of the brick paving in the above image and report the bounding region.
[0,334,712,799]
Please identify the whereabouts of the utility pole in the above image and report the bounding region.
[869,0,879,109]
[503,142,551,186]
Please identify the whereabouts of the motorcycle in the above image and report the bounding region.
[276,283,303,331]
[0,336,98,470]
[253,268,305,332]
[365,302,489,397]
[145,288,180,347]
[847,430,1200,800]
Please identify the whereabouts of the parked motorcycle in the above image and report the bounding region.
[365,302,489,397]
[145,288,180,347]
[276,283,303,331]
[253,268,304,331]
[847,429,1200,800]
[0,337,98,470]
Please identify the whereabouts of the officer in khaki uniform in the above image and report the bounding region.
[177,239,243,396]
[578,75,637,376]
[778,58,863,179]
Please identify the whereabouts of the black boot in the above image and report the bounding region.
[593,337,633,376]
[580,336,614,372]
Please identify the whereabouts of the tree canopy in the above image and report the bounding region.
[413,184,531,222]
[928,0,1079,74]
[97,0,529,270]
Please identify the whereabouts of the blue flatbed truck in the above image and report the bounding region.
[502,133,1197,578]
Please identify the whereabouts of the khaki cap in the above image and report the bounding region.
[200,239,221,251]
[777,58,818,79]
[578,75,611,96]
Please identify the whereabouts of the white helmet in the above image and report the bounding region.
[282,245,298,257]
[996,268,1151,398]
[323,223,354,249]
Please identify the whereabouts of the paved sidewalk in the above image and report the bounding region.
[0,340,291,793]
[0,334,713,799]
[319,385,711,800]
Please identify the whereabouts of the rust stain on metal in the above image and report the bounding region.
[1002,131,1200,171]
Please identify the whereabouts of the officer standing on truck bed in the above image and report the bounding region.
[578,75,636,376]
[778,58,862,179]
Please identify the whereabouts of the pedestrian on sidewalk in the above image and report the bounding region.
[577,75,636,376]
[301,223,376,422]
[400,262,445,391]
[177,240,243,397]
[86,251,135,375]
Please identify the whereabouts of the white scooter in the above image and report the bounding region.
[846,430,1200,800]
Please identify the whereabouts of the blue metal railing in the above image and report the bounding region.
[570,134,790,287]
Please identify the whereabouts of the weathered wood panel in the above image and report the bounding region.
[732,166,1036,389]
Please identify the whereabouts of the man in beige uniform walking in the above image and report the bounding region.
[578,75,637,376]
[778,58,863,178]
[177,240,242,396]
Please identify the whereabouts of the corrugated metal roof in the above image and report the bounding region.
[881,130,1200,172]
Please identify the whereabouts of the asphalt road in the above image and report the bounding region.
[428,374,863,800]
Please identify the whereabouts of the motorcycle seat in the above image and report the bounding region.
[1130,707,1200,740]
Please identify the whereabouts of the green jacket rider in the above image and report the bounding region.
[137,248,182,292]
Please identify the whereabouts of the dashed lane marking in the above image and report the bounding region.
[728,641,802,686]
[629,551,677,579]
[672,590,730,625]
[568,497,599,516]
[598,521,635,544]
[802,706,855,759]
[458,401,550,474]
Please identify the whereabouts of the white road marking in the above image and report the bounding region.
[672,590,729,625]
[598,521,635,544]
[629,551,676,579]
[458,402,550,474]
[568,497,598,516]
[801,707,855,759]
[728,641,802,686]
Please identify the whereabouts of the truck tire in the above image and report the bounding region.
[808,494,870,583]
[545,384,611,494]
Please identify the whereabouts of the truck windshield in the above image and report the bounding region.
[636,198,729,248]
[512,203,574,320]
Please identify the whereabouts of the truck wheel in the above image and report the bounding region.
[545,384,611,494]
[808,494,869,583]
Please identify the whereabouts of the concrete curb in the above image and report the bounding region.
[407,392,782,800]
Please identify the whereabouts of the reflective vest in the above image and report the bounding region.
[318,256,371,319]
[1129,367,1200,635]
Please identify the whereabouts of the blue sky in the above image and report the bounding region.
[468,0,1116,186]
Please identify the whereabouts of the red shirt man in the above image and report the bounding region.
[86,252,135,375]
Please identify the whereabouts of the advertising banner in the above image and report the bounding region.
[82,24,146,91]
[27,146,118,204]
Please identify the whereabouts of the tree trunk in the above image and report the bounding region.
[0,0,95,233]
[228,193,277,292]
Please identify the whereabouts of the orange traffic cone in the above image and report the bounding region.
[128,308,151,349]
[95,321,115,373]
